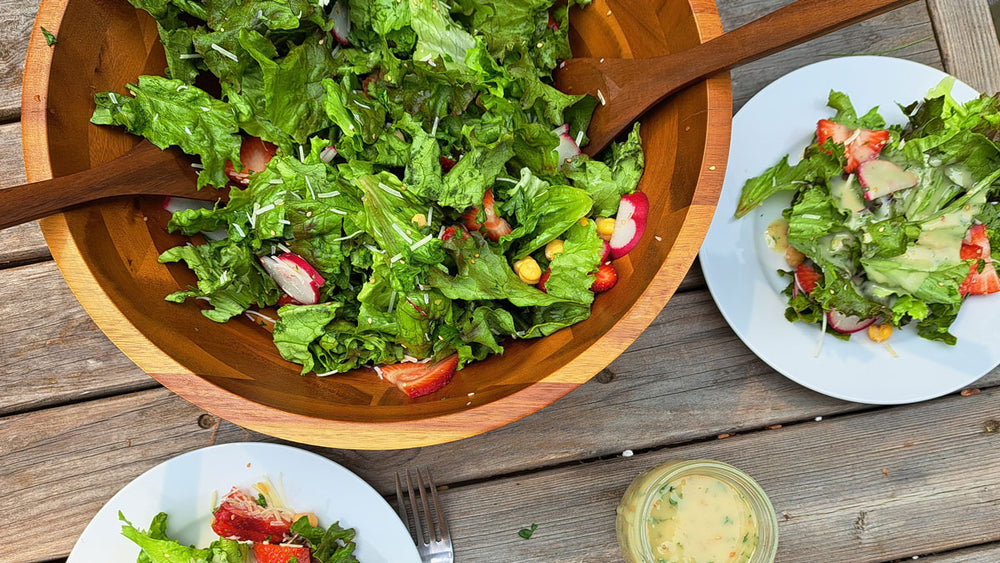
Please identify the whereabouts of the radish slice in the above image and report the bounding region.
[599,240,611,264]
[552,124,581,169]
[826,308,877,334]
[858,159,918,200]
[319,145,338,163]
[608,191,649,260]
[260,252,325,305]
[330,1,351,45]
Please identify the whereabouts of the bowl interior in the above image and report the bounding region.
[22,0,730,448]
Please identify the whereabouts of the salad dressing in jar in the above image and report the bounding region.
[616,460,778,563]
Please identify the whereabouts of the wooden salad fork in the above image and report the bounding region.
[0,0,915,230]
[556,0,918,155]
[395,468,454,563]
[1,140,218,231]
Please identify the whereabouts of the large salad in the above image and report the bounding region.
[735,79,1000,346]
[91,0,647,396]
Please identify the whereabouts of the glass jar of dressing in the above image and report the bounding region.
[616,460,778,563]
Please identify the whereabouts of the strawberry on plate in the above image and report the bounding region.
[211,487,294,543]
[816,119,889,173]
[379,354,459,398]
[794,262,822,294]
[225,136,278,186]
[959,224,1000,296]
[253,542,312,563]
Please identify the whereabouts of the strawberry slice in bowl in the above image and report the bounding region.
[225,136,278,186]
[378,354,459,398]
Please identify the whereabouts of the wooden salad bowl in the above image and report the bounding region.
[21,0,731,449]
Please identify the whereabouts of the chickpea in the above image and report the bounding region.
[411,213,428,227]
[545,239,565,261]
[595,217,616,241]
[513,256,542,284]
[293,512,319,527]
[785,246,806,268]
[867,324,892,343]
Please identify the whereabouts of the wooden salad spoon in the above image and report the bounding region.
[1,0,915,230]
[557,0,918,155]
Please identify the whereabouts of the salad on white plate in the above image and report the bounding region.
[700,56,1000,405]
[67,443,420,563]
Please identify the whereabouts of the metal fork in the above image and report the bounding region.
[395,468,454,563]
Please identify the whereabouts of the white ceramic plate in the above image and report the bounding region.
[68,442,419,562]
[700,56,1000,405]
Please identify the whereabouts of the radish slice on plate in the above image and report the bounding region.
[608,191,649,260]
[330,1,351,45]
[260,253,325,305]
[826,308,877,334]
[552,124,581,169]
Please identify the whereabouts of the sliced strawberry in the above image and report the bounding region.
[252,542,311,563]
[959,224,1000,296]
[225,136,278,186]
[591,263,617,293]
[794,262,822,294]
[960,261,1000,296]
[440,225,467,241]
[461,190,512,242]
[538,268,551,293]
[211,488,293,543]
[378,354,459,398]
[816,119,889,173]
[480,190,512,241]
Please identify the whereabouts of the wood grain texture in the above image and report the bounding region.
[0,0,41,122]
[927,0,1000,94]
[0,121,50,266]
[919,543,1000,562]
[719,1,941,111]
[0,260,154,417]
[3,384,1000,561]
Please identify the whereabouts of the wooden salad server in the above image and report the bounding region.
[556,0,918,155]
[1,0,915,230]
[1,140,217,231]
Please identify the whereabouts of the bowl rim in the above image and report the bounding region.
[21,0,732,449]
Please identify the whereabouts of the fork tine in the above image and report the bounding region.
[415,468,438,541]
[424,468,450,540]
[393,471,409,533]
[404,469,426,546]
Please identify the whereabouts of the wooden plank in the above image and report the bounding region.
[0,121,49,266]
[0,261,156,416]
[718,2,941,112]
[927,0,1000,94]
[4,385,999,561]
[0,0,42,122]
[920,543,1000,562]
